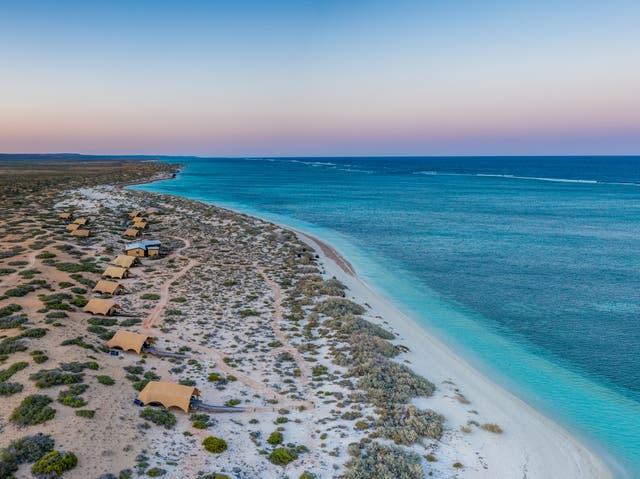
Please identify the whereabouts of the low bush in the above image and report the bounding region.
[267,431,283,445]
[4,284,36,297]
[11,394,56,425]
[0,382,24,396]
[140,293,161,300]
[0,434,54,477]
[31,450,78,477]
[88,317,117,327]
[314,298,365,318]
[0,315,27,329]
[343,442,423,479]
[97,375,115,385]
[375,405,444,444]
[0,361,29,382]
[147,467,167,476]
[481,422,503,434]
[190,413,211,429]
[0,303,22,318]
[202,436,227,454]
[268,447,298,466]
[75,409,95,418]
[140,407,176,429]
[58,384,88,408]
[30,369,84,388]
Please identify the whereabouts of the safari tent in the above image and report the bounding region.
[83,298,121,316]
[111,255,139,268]
[129,211,141,218]
[59,212,73,220]
[125,240,161,257]
[107,330,154,354]
[92,280,125,295]
[73,218,89,225]
[71,229,91,237]
[137,381,200,413]
[66,223,80,231]
[132,221,148,229]
[102,265,130,279]
[123,228,140,238]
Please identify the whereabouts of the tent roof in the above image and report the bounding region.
[59,212,72,219]
[66,223,80,231]
[112,255,137,268]
[83,298,121,315]
[129,211,140,217]
[133,222,147,229]
[125,239,161,250]
[103,265,129,278]
[137,381,200,413]
[73,218,88,225]
[71,229,91,237]
[93,280,124,294]
[124,229,140,237]
[107,330,153,354]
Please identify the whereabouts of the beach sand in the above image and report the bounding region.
[298,232,612,478]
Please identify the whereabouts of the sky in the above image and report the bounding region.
[0,0,639,156]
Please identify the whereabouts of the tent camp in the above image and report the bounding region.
[102,265,130,279]
[74,218,89,225]
[137,381,200,413]
[124,229,140,238]
[71,229,91,237]
[59,212,73,220]
[93,280,125,295]
[111,255,139,268]
[83,298,121,316]
[107,330,154,354]
[66,223,80,231]
[129,211,141,218]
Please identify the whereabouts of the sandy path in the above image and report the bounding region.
[143,238,197,329]
[0,248,38,288]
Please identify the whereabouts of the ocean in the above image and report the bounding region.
[131,156,640,477]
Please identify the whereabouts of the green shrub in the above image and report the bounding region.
[202,436,228,454]
[31,450,78,477]
[58,384,88,408]
[30,369,84,388]
[0,361,29,382]
[140,407,176,429]
[267,432,283,445]
[0,303,22,317]
[140,293,161,300]
[97,375,115,385]
[75,409,95,418]
[0,337,28,355]
[0,382,24,396]
[225,399,240,407]
[0,314,27,329]
[146,467,167,476]
[190,413,211,429]
[268,447,298,466]
[314,298,365,317]
[375,405,443,444]
[88,317,117,327]
[70,296,88,307]
[0,433,55,476]
[36,251,57,259]
[33,354,49,364]
[4,284,36,297]
[11,394,56,425]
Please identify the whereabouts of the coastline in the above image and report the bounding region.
[129,171,613,478]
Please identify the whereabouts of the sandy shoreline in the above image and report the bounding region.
[295,231,612,478]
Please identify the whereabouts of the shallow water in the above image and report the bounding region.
[132,156,640,476]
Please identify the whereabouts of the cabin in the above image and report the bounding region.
[71,229,91,237]
[123,229,140,238]
[102,265,130,279]
[129,211,141,219]
[137,381,200,413]
[125,240,161,257]
[59,212,73,220]
[73,218,89,225]
[83,298,122,316]
[111,255,139,268]
[66,223,80,231]
[107,330,155,355]
[132,221,148,230]
[92,280,125,295]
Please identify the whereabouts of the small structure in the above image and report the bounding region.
[83,298,121,316]
[129,211,141,219]
[71,229,91,237]
[125,240,161,257]
[102,265,130,279]
[59,212,73,220]
[107,330,154,354]
[66,223,80,231]
[132,221,148,230]
[123,228,140,238]
[111,255,139,268]
[74,218,89,225]
[93,280,125,295]
[137,381,200,413]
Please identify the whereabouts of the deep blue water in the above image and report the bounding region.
[132,156,640,476]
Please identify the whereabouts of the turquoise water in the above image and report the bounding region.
[131,157,640,477]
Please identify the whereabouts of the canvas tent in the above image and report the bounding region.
[125,240,161,257]
[59,212,72,220]
[133,221,148,229]
[74,218,89,225]
[124,229,140,238]
[107,330,154,354]
[129,211,140,218]
[102,265,129,279]
[111,255,139,268]
[137,381,200,413]
[93,280,125,295]
[83,298,121,316]
[71,229,91,237]
[66,223,80,231]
